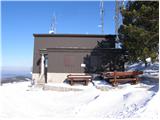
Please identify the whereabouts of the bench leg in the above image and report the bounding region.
[84,81,87,86]
[84,81,89,86]
[131,81,136,85]
[112,81,118,87]
[135,78,139,84]
[132,77,139,85]
[112,77,118,86]
[70,80,74,86]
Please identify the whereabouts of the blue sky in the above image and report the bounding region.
[2,1,118,70]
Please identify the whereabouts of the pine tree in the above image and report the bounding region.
[119,1,159,66]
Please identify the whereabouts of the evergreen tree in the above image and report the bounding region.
[119,1,159,66]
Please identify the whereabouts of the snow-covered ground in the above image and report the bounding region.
[0,62,159,120]
[126,61,159,79]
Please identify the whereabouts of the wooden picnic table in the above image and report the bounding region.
[102,71,143,86]
[67,74,92,86]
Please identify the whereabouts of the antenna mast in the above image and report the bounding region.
[49,13,56,34]
[100,0,104,34]
[115,0,124,41]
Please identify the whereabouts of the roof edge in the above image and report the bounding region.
[33,33,116,38]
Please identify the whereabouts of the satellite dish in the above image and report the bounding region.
[49,30,54,34]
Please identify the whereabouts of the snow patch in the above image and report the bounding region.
[0,62,159,119]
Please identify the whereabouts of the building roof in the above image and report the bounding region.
[33,34,116,38]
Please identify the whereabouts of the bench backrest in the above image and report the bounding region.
[103,71,143,77]
[114,71,143,76]
[67,74,92,79]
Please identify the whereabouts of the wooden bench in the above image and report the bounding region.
[67,74,92,86]
[102,71,143,86]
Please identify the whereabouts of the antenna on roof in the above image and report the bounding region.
[49,13,56,34]
[99,0,104,34]
[115,0,124,48]
[115,0,125,42]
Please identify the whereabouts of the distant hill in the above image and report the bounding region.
[1,70,32,84]
[1,75,31,84]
